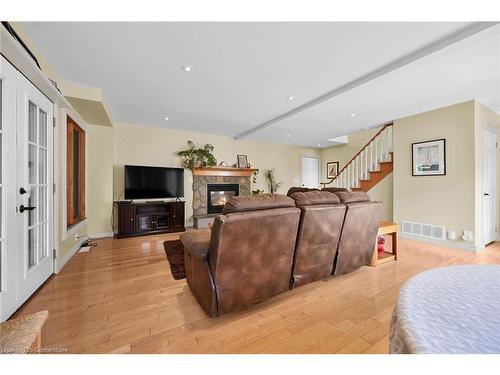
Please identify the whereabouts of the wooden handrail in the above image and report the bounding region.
[321,122,393,186]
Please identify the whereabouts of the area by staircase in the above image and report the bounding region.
[320,123,393,192]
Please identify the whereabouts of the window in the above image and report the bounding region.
[67,116,85,227]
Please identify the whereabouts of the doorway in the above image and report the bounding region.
[482,128,497,247]
[301,155,320,189]
[0,56,54,321]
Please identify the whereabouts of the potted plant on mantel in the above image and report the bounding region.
[177,141,217,169]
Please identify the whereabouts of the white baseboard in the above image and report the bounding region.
[399,233,478,252]
[89,231,114,239]
[55,238,85,274]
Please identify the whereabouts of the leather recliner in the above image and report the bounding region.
[286,186,317,196]
[180,194,300,317]
[331,191,383,276]
[289,190,346,287]
[321,187,349,194]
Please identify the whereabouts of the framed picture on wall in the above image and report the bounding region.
[412,139,446,176]
[237,154,248,168]
[326,161,340,178]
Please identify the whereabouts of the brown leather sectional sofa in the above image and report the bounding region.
[180,189,382,318]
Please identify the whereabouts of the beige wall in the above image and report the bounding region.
[87,125,114,235]
[112,123,319,226]
[319,127,394,221]
[393,101,477,248]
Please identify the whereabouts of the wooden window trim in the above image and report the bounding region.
[67,115,86,227]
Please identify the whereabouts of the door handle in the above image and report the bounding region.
[19,205,36,213]
[484,193,490,196]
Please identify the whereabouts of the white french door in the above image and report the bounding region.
[0,56,18,320]
[16,71,54,304]
[0,56,54,321]
[482,128,497,246]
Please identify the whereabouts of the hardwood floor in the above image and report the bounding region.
[13,232,500,354]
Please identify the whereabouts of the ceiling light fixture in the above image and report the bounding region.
[181,66,193,72]
[164,116,169,121]
[350,113,356,117]
[286,134,291,139]
[318,144,321,147]
[287,96,295,101]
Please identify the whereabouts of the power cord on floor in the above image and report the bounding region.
[76,234,98,248]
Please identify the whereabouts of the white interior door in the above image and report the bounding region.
[16,71,54,305]
[301,155,320,189]
[483,128,497,246]
[0,56,18,320]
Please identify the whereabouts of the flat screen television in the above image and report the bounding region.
[124,165,184,200]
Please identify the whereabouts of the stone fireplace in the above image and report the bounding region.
[207,183,240,214]
[192,174,252,216]
[191,166,257,228]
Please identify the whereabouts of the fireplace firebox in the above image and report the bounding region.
[207,184,239,214]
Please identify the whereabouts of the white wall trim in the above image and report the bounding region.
[400,233,479,252]
[64,219,88,241]
[89,232,114,239]
[55,238,85,273]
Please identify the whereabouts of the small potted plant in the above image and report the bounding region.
[264,168,283,194]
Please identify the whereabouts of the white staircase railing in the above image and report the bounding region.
[322,123,393,190]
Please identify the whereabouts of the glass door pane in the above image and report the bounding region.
[37,108,49,262]
[26,103,50,268]
[27,101,38,268]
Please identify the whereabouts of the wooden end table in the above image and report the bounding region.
[369,221,398,267]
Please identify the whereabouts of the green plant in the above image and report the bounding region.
[177,141,216,169]
[264,168,283,194]
[252,189,264,195]
[252,170,259,184]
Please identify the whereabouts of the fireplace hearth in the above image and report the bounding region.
[207,184,239,214]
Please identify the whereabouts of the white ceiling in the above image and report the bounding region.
[20,22,500,147]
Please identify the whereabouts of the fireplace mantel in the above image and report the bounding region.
[192,166,258,177]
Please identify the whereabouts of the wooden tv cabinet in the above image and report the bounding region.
[114,200,185,238]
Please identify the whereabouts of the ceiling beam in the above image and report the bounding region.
[234,22,499,140]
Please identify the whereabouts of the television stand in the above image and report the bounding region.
[114,200,185,239]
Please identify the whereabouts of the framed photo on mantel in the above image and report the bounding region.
[412,139,446,176]
[237,154,248,168]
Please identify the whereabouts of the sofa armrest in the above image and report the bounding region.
[180,230,211,259]
[182,229,218,317]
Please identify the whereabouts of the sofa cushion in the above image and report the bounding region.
[290,190,340,207]
[222,194,295,213]
[321,187,350,194]
[335,191,371,204]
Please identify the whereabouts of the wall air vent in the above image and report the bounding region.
[401,220,446,240]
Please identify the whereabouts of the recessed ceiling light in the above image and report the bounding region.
[181,66,193,72]
[287,96,295,101]
[285,134,291,139]
[350,113,356,117]
[164,116,169,121]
